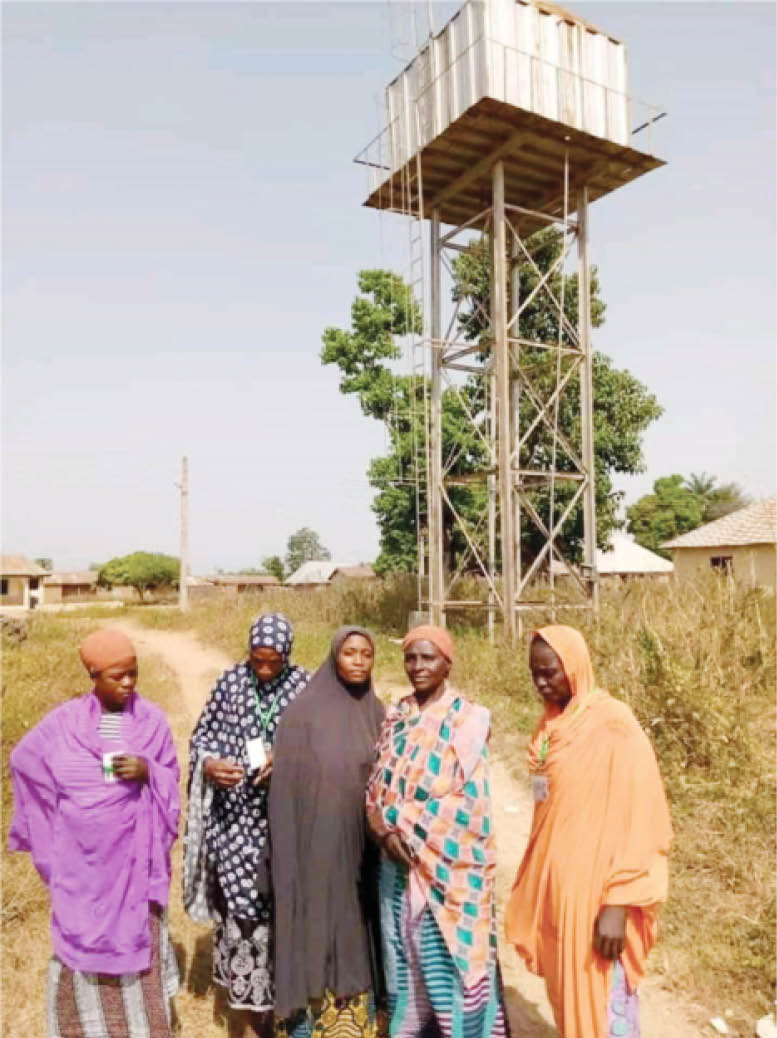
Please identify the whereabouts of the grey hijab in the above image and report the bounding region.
[269,626,385,1018]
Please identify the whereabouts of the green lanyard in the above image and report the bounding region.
[248,671,283,740]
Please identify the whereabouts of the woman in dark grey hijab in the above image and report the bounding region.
[269,626,386,1038]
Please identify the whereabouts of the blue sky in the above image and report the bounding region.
[3,1,774,571]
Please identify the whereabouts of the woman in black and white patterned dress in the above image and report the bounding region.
[184,613,310,1038]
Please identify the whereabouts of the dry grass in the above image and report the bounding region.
[4,575,775,1031]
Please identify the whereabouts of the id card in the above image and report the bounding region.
[102,751,122,784]
[532,774,549,803]
[246,738,268,772]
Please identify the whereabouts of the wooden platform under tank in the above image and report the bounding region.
[363,97,664,233]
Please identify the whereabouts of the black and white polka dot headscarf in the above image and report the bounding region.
[248,612,294,660]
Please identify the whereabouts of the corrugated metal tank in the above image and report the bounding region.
[384,0,630,176]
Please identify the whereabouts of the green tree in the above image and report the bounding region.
[449,232,662,565]
[626,475,706,556]
[262,555,286,583]
[322,236,662,574]
[685,472,749,522]
[34,557,53,571]
[98,551,180,600]
[285,528,331,575]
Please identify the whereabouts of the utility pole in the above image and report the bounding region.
[178,456,189,611]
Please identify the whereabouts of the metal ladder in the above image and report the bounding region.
[405,102,429,603]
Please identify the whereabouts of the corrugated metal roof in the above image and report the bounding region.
[550,536,673,576]
[286,561,340,585]
[663,498,777,549]
[43,571,98,586]
[0,555,49,577]
[597,536,673,574]
[333,565,377,580]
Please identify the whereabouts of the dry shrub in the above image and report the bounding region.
[132,575,417,640]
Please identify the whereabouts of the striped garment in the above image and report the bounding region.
[365,687,498,988]
[46,908,178,1038]
[379,859,507,1038]
[97,713,123,741]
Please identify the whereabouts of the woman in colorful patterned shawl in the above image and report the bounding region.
[366,625,508,1038]
[8,629,180,1038]
[505,625,673,1038]
[184,613,310,1038]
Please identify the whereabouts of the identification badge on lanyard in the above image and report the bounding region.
[246,737,268,772]
[532,774,549,802]
[102,751,122,784]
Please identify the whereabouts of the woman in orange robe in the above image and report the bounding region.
[505,625,672,1038]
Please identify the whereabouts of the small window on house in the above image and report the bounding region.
[0,579,7,596]
[710,555,733,574]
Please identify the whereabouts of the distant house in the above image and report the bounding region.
[187,573,280,601]
[285,561,378,587]
[551,535,674,583]
[331,564,378,584]
[597,535,673,582]
[0,555,49,610]
[208,573,280,593]
[663,498,776,589]
[44,571,99,604]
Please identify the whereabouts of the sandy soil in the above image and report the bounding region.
[116,621,704,1037]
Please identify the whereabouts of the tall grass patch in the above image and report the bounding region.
[126,574,774,1020]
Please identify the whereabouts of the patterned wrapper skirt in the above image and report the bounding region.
[379,859,508,1038]
[212,896,274,1013]
[277,989,386,1038]
[607,961,640,1038]
[46,907,179,1038]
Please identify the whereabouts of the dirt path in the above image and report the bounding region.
[117,621,701,1037]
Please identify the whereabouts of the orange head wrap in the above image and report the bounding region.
[402,624,454,662]
[79,629,136,675]
[531,624,594,699]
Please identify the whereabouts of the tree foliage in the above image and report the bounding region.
[261,555,286,583]
[322,236,663,575]
[285,527,331,575]
[685,472,749,523]
[626,476,706,556]
[98,551,179,599]
[627,473,750,556]
[34,558,53,571]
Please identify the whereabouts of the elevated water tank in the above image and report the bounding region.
[358,0,664,229]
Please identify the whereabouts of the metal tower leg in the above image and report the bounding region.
[428,207,445,625]
[577,187,599,608]
[492,162,517,644]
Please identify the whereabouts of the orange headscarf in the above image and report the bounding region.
[79,630,136,674]
[506,625,673,1037]
[532,624,594,698]
[402,624,454,662]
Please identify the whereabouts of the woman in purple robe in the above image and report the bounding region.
[7,628,180,1038]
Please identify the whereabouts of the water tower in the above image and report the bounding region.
[356,0,664,642]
